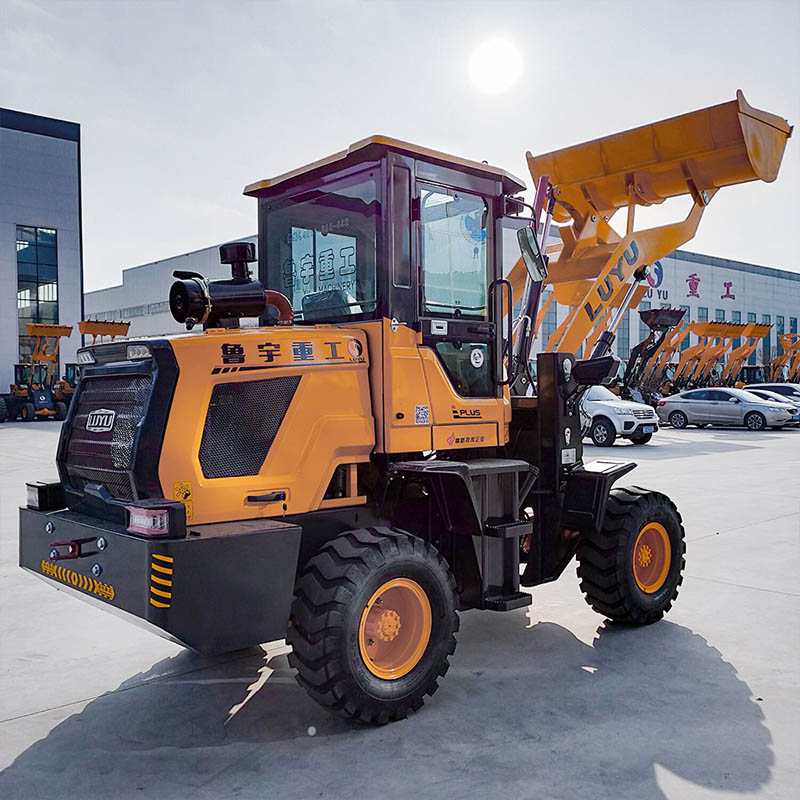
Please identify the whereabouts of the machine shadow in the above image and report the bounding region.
[0,616,772,800]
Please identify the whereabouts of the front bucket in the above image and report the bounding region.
[639,308,686,331]
[528,90,792,217]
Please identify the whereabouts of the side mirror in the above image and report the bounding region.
[517,227,548,282]
[728,397,739,403]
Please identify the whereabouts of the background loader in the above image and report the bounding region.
[0,323,73,422]
[18,92,791,723]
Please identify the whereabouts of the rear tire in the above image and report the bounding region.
[287,527,458,724]
[0,398,7,423]
[669,410,688,429]
[576,487,685,625]
[54,401,67,421]
[745,411,766,431]
[20,403,35,422]
[590,418,616,447]
[630,432,653,445]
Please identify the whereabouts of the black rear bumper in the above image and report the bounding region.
[20,507,302,654]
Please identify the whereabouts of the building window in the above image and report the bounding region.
[639,301,651,343]
[679,305,690,350]
[698,307,708,322]
[715,308,725,322]
[17,226,58,363]
[790,317,798,335]
[618,310,630,359]
[747,313,756,364]
[762,314,771,364]
[732,310,741,349]
[776,316,785,355]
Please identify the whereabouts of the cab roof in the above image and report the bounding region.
[243,135,526,197]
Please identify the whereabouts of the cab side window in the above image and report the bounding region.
[420,187,487,318]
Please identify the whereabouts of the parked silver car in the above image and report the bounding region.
[744,389,800,426]
[656,387,795,431]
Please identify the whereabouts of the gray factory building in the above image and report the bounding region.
[0,108,83,389]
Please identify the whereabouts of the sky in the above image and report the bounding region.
[2,0,799,292]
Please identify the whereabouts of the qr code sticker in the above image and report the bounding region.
[415,405,430,425]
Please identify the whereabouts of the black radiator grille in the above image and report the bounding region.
[64,375,153,501]
[199,375,301,479]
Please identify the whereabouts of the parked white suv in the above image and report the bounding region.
[580,385,660,446]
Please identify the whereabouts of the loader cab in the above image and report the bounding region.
[246,136,526,399]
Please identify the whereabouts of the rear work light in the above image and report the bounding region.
[26,481,66,511]
[127,507,170,536]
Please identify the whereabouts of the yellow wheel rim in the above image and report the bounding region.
[358,578,432,680]
[632,522,671,593]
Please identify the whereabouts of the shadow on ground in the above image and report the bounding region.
[0,616,772,800]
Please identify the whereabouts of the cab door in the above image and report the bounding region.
[416,182,506,447]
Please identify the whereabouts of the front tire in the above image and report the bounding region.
[745,411,766,431]
[288,527,458,724]
[20,403,35,422]
[590,418,616,447]
[669,410,688,429]
[55,401,67,421]
[576,487,685,625]
[630,432,653,445]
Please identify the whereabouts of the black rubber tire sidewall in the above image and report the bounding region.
[669,410,687,429]
[619,496,684,614]
[591,418,615,447]
[630,432,653,445]
[745,412,766,431]
[343,554,454,703]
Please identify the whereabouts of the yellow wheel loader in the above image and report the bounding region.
[0,323,73,422]
[19,93,791,723]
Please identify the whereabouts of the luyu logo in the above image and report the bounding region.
[86,408,116,433]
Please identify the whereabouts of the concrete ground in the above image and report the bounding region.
[0,421,798,800]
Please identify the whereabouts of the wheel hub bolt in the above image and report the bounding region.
[367,638,375,646]
[49,549,58,560]
[97,537,107,551]
[92,564,102,577]
[45,521,54,534]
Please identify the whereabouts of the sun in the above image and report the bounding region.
[468,37,524,95]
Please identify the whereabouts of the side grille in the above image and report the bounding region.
[632,408,655,419]
[64,375,153,500]
[199,376,301,479]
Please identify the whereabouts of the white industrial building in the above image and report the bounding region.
[1,108,83,389]
[86,221,799,366]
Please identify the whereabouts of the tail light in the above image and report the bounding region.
[127,507,170,536]
[124,501,187,538]
[657,400,666,406]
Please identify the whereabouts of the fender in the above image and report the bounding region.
[560,459,637,534]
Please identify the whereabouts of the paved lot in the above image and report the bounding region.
[0,421,798,799]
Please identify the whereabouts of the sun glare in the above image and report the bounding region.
[468,37,524,95]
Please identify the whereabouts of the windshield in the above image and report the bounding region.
[263,169,379,322]
[585,385,618,402]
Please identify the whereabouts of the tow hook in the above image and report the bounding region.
[48,540,82,561]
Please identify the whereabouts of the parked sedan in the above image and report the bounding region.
[745,383,800,403]
[657,387,794,431]
[745,389,800,426]
[580,385,659,446]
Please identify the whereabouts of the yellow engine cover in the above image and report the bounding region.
[160,327,375,525]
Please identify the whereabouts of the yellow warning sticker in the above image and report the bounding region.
[173,480,194,521]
